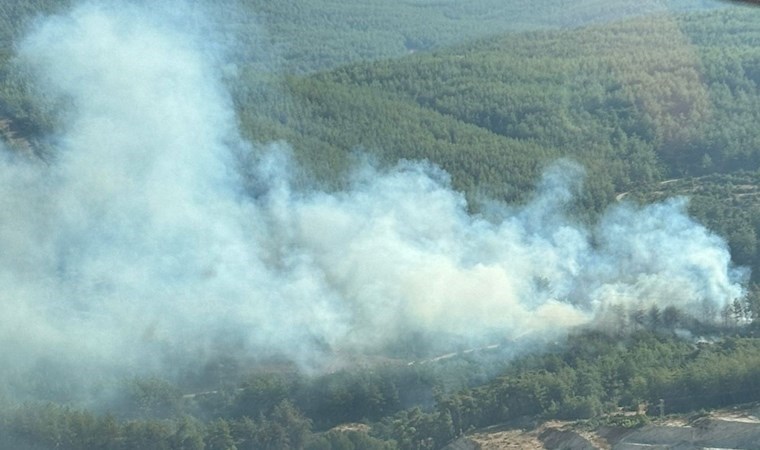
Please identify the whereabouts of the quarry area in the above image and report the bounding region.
[444,404,760,450]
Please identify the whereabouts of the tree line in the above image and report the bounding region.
[7,314,760,449]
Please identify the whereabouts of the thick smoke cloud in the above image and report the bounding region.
[0,2,746,397]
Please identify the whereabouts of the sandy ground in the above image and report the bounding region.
[461,403,760,450]
[470,427,545,449]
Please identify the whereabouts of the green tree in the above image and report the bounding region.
[205,418,236,450]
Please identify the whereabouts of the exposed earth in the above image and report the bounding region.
[443,403,760,450]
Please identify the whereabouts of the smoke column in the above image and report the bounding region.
[0,2,746,398]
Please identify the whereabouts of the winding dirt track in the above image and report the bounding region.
[615,178,682,202]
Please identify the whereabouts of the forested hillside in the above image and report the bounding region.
[232,8,760,281]
[5,1,760,449]
[239,9,760,201]
[0,0,723,72]
[216,0,723,73]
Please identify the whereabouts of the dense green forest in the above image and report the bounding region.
[7,1,760,449]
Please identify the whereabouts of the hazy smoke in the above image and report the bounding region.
[0,2,746,398]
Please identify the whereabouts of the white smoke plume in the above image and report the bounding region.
[0,2,746,398]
